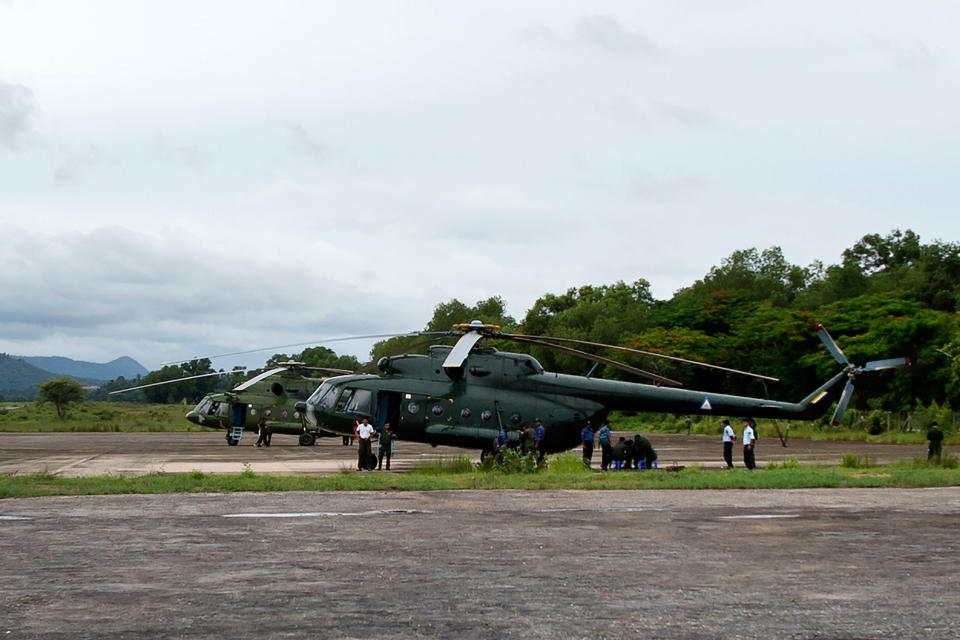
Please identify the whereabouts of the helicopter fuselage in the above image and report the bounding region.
[302,345,847,454]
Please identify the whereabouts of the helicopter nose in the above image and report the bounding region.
[296,401,317,427]
[185,410,202,425]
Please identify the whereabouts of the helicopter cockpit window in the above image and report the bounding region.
[196,398,212,415]
[307,381,337,411]
[216,402,229,418]
[344,388,372,414]
[332,387,372,414]
[334,389,355,413]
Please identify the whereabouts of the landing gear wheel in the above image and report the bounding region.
[299,432,316,446]
[227,437,239,446]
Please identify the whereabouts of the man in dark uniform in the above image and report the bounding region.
[255,417,271,447]
[612,436,629,470]
[927,421,944,462]
[520,422,535,455]
[377,422,395,470]
[633,434,656,469]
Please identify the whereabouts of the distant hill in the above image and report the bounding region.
[19,355,149,381]
[0,354,58,396]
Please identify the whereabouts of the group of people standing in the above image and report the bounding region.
[722,417,757,469]
[355,417,396,471]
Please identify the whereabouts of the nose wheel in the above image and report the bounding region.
[299,432,316,446]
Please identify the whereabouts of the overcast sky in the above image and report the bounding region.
[2,1,959,372]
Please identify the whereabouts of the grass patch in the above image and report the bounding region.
[0,402,200,433]
[3,455,960,499]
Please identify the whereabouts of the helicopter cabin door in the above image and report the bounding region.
[375,392,402,431]
[231,403,246,428]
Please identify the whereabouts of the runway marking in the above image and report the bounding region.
[537,507,666,513]
[720,514,800,520]
[0,515,32,520]
[222,509,432,518]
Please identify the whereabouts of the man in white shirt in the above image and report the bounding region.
[742,417,756,470]
[357,417,376,470]
[721,419,736,469]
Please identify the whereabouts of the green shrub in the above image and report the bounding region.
[544,451,592,475]
[841,453,875,468]
[413,457,475,475]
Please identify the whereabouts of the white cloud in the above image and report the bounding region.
[1,2,959,371]
[0,80,36,151]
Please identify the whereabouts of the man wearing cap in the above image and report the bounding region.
[534,418,546,466]
[721,419,736,469]
[742,418,756,470]
[927,421,944,462]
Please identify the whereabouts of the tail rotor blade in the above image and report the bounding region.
[831,380,854,426]
[864,357,911,371]
[817,324,850,366]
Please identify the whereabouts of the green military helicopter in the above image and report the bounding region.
[113,362,350,445]
[297,322,909,455]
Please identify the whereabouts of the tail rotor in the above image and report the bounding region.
[816,324,910,425]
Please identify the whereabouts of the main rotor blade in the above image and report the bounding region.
[864,357,911,371]
[233,367,289,391]
[498,333,779,382]
[831,380,854,426]
[443,331,485,369]
[161,332,424,366]
[108,369,244,395]
[508,335,682,387]
[816,325,850,366]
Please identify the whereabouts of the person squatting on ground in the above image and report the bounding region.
[721,419,736,469]
[612,436,630,469]
[742,417,756,470]
[632,434,657,469]
[356,417,375,470]
[377,422,395,470]
[581,420,594,466]
[255,417,271,447]
[597,420,612,471]
[927,421,944,462]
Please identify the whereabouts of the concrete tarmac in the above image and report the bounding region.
[1,488,958,639]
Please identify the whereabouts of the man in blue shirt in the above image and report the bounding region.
[580,420,594,467]
[597,420,613,471]
[534,418,546,466]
